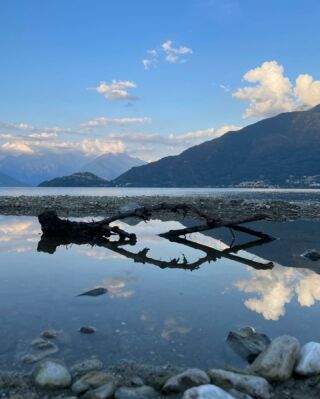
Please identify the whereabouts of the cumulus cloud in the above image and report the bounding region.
[294,74,320,107]
[233,61,320,118]
[1,142,34,154]
[142,40,192,68]
[81,116,151,129]
[92,80,138,101]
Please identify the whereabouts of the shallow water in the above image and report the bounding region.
[1,215,320,372]
[2,186,320,202]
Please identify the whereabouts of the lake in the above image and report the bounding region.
[1,213,320,372]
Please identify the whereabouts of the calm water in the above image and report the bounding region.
[1,186,320,202]
[1,215,320,372]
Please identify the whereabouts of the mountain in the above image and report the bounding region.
[80,152,146,180]
[0,152,145,186]
[0,172,26,187]
[114,105,320,188]
[38,172,111,187]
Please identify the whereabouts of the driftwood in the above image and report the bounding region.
[37,203,274,271]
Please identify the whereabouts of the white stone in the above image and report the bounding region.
[163,368,210,393]
[33,360,71,389]
[249,335,300,381]
[208,369,272,399]
[182,384,235,399]
[295,341,320,376]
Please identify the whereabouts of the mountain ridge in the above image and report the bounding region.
[113,106,320,187]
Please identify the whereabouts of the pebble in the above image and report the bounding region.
[41,329,58,339]
[70,359,104,377]
[80,326,97,334]
[72,371,114,394]
[114,386,159,399]
[295,341,320,376]
[162,368,210,393]
[82,381,116,399]
[32,360,71,389]
[182,384,235,399]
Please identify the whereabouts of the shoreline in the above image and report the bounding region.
[0,195,320,221]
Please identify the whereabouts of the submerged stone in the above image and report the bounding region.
[162,368,210,393]
[41,329,58,339]
[207,369,272,399]
[227,327,271,363]
[249,335,300,381]
[301,249,320,261]
[295,341,320,376]
[32,359,71,389]
[78,287,108,297]
[79,326,97,334]
[182,384,235,399]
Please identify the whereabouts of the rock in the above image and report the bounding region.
[227,327,271,363]
[32,359,71,389]
[70,359,103,377]
[162,368,210,393]
[295,341,320,376]
[32,338,56,350]
[182,384,235,399]
[301,249,320,261]
[21,342,59,364]
[131,376,144,387]
[72,371,114,394]
[41,329,58,339]
[80,326,97,334]
[82,382,116,399]
[228,389,253,399]
[207,369,272,399]
[78,287,108,297]
[115,386,159,399]
[249,335,300,381]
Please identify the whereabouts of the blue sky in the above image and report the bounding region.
[0,0,320,160]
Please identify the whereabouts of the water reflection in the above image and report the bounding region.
[235,264,320,320]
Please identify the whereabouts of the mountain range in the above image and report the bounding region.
[0,172,26,187]
[114,105,320,187]
[0,152,145,186]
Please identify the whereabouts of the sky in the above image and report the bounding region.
[1,0,320,161]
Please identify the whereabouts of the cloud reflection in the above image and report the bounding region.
[235,264,320,320]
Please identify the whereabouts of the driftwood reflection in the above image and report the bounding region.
[37,206,275,271]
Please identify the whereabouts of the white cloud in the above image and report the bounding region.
[161,40,193,63]
[294,74,320,107]
[233,61,293,119]
[142,40,192,69]
[1,141,34,154]
[92,80,138,101]
[81,117,151,129]
[233,61,320,118]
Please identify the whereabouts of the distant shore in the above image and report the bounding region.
[0,195,320,221]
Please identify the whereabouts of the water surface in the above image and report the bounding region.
[1,215,320,371]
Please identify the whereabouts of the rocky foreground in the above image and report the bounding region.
[3,328,320,399]
[0,195,320,220]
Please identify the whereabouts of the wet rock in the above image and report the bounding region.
[162,368,210,393]
[207,369,272,399]
[82,381,116,399]
[41,329,58,339]
[21,342,59,364]
[70,359,104,377]
[32,338,56,350]
[32,359,71,389]
[249,335,300,381]
[72,371,114,394]
[301,249,320,261]
[78,287,108,297]
[115,386,159,399]
[295,342,320,376]
[227,327,271,363]
[182,384,235,399]
[80,326,97,334]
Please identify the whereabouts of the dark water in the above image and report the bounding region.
[1,215,320,372]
